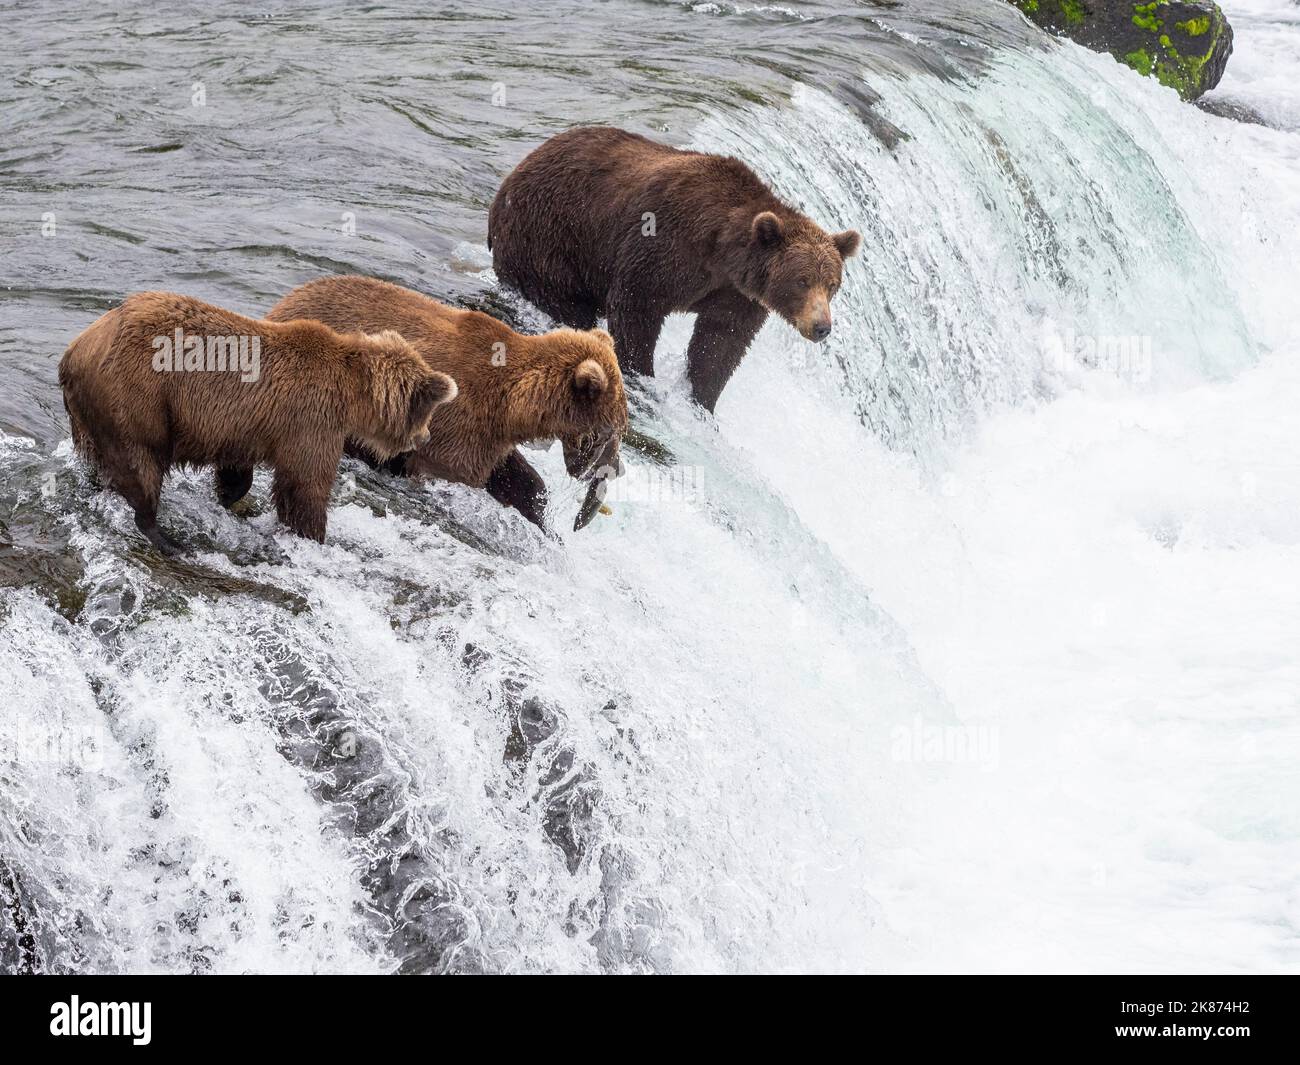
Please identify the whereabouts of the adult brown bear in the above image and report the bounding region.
[266,275,628,531]
[488,126,861,412]
[58,292,455,551]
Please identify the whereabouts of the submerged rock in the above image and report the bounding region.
[1009,1,1234,101]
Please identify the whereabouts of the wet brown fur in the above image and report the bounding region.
[58,292,455,548]
[266,275,628,529]
[488,125,861,412]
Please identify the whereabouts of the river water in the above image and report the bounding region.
[2,0,1298,973]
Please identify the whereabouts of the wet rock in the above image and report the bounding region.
[1195,95,1269,126]
[334,730,359,759]
[0,462,87,619]
[0,859,43,973]
[0,539,86,620]
[259,648,475,974]
[829,79,910,151]
[135,554,309,615]
[1009,1,1234,101]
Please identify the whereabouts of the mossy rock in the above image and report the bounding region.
[1010,1,1234,101]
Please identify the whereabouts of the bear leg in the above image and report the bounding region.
[271,449,340,544]
[542,293,600,331]
[272,477,330,542]
[496,259,599,330]
[136,513,180,555]
[561,300,600,331]
[111,447,174,553]
[685,290,769,413]
[485,449,548,529]
[63,395,99,472]
[382,452,412,477]
[607,302,665,379]
[215,465,255,508]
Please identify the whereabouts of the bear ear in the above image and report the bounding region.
[752,211,784,248]
[832,229,862,260]
[591,328,616,351]
[365,329,412,356]
[409,372,457,429]
[572,358,608,400]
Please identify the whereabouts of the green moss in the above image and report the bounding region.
[1124,48,1155,77]
[1132,2,1162,32]
[1152,47,1212,97]
[1019,0,1229,102]
[1013,0,1084,24]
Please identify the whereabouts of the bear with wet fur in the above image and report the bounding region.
[265,275,628,530]
[488,125,861,412]
[58,292,456,550]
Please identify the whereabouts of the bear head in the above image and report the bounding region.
[747,212,860,343]
[517,328,628,481]
[351,329,458,461]
[562,330,628,481]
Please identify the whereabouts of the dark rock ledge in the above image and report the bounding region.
[1009,1,1234,101]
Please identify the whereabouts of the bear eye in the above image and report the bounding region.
[799,277,811,290]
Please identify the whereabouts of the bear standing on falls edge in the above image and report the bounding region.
[488,126,861,412]
[59,293,456,551]
[267,275,628,533]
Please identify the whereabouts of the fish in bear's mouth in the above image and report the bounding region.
[573,432,624,531]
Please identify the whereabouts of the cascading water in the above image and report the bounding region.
[2,0,1298,973]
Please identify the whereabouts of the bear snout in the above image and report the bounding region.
[793,292,834,343]
[799,309,832,342]
[563,433,598,479]
[563,427,622,481]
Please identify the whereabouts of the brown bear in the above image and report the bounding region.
[58,292,455,551]
[265,275,628,531]
[488,125,862,412]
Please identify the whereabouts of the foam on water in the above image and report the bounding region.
[2,407,941,972]
[700,22,1300,972]
[1207,0,1300,132]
